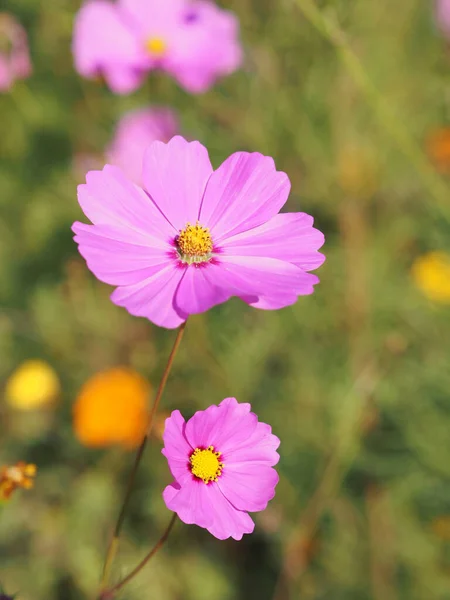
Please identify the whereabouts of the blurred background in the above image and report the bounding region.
[1,0,450,598]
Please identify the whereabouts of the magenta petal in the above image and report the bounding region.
[204,484,255,541]
[218,463,279,512]
[174,265,231,315]
[106,108,179,186]
[165,1,242,93]
[142,136,213,231]
[245,294,304,310]
[102,65,146,95]
[216,255,319,300]
[161,410,192,482]
[110,263,186,328]
[199,152,290,242]
[72,222,171,286]
[163,479,215,528]
[185,398,257,452]
[222,212,325,271]
[72,1,145,86]
[223,422,280,467]
[78,165,176,239]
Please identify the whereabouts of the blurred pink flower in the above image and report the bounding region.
[0,13,32,92]
[72,0,242,94]
[437,0,450,35]
[106,107,179,185]
[162,398,280,540]
[72,136,325,329]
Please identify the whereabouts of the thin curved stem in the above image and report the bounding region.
[100,320,188,589]
[293,0,450,222]
[101,514,178,597]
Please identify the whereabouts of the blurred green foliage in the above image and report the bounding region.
[1,0,450,598]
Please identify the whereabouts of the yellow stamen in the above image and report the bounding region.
[177,222,213,264]
[190,446,223,483]
[146,37,167,57]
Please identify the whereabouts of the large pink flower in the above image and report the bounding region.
[0,13,32,93]
[162,398,280,540]
[106,107,179,186]
[72,0,242,94]
[73,136,325,329]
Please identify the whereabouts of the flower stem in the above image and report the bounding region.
[100,320,188,590]
[101,514,177,597]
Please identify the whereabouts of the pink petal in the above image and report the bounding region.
[164,1,242,93]
[222,213,325,271]
[72,222,171,286]
[163,479,215,529]
[78,165,176,240]
[163,479,254,540]
[161,410,193,482]
[110,263,186,329]
[72,1,145,86]
[106,108,179,186]
[184,397,257,452]
[199,152,290,242]
[103,65,146,94]
[119,0,184,35]
[218,463,279,512]
[0,58,13,92]
[242,293,301,310]
[142,136,213,231]
[223,422,280,467]
[204,484,255,540]
[215,255,320,300]
[174,265,232,315]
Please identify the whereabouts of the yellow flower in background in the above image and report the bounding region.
[411,251,450,304]
[73,367,150,449]
[5,360,60,410]
[0,462,37,502]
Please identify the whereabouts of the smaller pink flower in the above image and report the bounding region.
[0,13,32,93]
[437,0,450,36]
[72,0,242,95]
[162,398,280,540]
[106,107,179,185]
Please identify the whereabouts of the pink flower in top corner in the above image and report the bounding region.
[0,13,32,93]
[72,0,242,94]
[106,107,179,186]
[437,0,450,36]
[162,398,280,540]
[72,136,325,329]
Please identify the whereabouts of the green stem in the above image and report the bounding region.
[101,514,177,597]
[293,0,450,221]
[100,320,188,590]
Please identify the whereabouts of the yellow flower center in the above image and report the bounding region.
[190,446,223,483]
[146,37,167,57]
[177,222,213,264]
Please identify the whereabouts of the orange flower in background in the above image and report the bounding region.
[411,251,450,304]
[73,367,150,449]
[5,359,60,410]
[0,462,36,502]
[426,127,450,173]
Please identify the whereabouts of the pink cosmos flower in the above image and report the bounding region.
[437,0,450,36]
[72,136,325,329]
[0,13,32,93]
[162,398,280,540]
[106,107,179,186]
[72,0,242,94]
